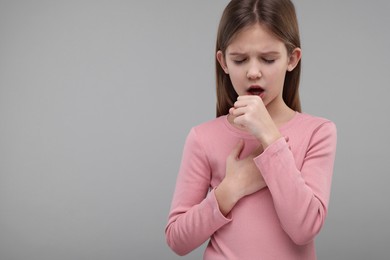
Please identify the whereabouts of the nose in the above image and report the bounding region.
[247,61,262,80]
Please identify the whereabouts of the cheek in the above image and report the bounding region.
[227,70,242,84]
[227,73,245,94]
[267,66,287,82]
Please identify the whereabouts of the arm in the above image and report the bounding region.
[254,121,337,245]
[165,128,230,256]
[215,139,267,216]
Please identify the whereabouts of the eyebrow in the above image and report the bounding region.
[228,51,280,56]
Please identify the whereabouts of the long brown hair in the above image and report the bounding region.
[215,0,302,117]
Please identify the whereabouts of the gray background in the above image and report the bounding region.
[0,0,389,259]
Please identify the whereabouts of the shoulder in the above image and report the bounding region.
[191,116,227,137]
[284,112,337,147]
[181,116,228,159]
[283,113,337,164]
[293,112,337,148]
[293,112,336,134]
[183,116,225,143]
[184,115,236,153]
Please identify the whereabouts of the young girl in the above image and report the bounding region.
[166,0,337,259]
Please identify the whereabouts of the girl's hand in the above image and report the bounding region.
[215,140,266,215]
[229,95,281,148]
[226,139,266,198]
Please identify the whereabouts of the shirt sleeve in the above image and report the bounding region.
[165,128,231,256]
[254,121,337,245]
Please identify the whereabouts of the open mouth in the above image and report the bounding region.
[247,86,264,96]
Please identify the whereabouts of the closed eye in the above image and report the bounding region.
[233,59,247,64]
[262,58,275,64]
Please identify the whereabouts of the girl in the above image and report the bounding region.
[166,0,337,259]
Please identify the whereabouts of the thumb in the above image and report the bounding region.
[229,139,245,160]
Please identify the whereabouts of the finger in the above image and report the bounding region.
[237,95,261,101]
[230,106,246,117]
[233,99,248,108]
[229,139,245,160]
[229,107,235,115]
[234,97,261,110]
[237,95,252,100]
[237,96,264,107]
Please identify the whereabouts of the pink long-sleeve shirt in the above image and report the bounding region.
[165,112,337,260]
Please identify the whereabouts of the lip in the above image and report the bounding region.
[247,85,265,98]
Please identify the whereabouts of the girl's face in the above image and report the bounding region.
[217,23,301,113]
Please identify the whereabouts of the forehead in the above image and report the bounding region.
[227,23,286,53]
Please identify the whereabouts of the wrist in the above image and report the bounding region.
[261,131,282,148]
[215,180,241,216]
[254,125,281,148]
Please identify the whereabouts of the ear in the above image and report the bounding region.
[287,47,302,72]
[216,50,229,74]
